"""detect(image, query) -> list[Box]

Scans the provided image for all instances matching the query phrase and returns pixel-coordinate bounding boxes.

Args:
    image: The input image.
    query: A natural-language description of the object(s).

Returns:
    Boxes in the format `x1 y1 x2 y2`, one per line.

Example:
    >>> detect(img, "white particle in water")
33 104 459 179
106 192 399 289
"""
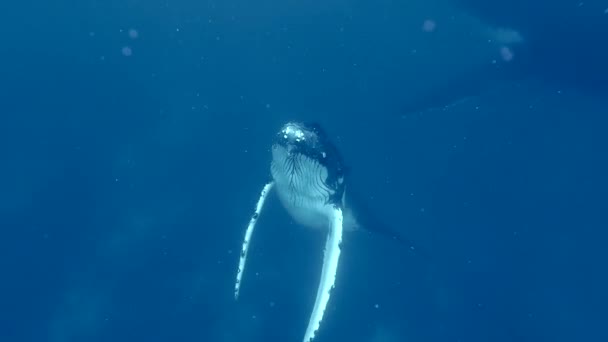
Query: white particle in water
422 19 436 32
499 46 514 61
121 46 132 56
128 29 139 39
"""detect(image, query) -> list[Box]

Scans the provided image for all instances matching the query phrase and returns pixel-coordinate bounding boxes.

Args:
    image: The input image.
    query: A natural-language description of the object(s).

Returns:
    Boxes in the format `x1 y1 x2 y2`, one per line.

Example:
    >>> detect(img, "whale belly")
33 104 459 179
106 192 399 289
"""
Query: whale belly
275 187 334 229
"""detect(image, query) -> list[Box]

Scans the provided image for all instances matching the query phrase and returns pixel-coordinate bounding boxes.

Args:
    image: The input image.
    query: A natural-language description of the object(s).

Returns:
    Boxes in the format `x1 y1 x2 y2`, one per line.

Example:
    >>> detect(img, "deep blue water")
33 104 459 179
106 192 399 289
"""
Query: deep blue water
1 1 607 341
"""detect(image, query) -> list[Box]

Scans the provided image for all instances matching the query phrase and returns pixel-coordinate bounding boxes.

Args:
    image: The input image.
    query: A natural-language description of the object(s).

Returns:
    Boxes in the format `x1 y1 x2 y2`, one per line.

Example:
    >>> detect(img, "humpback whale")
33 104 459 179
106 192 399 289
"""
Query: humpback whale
233 121 424 341
234 122 348 342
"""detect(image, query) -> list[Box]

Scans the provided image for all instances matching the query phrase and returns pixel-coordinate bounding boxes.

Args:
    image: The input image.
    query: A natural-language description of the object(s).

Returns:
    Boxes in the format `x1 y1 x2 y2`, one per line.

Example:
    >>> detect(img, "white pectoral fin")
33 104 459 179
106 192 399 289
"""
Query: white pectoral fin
303 206 344 342
234 181 274 300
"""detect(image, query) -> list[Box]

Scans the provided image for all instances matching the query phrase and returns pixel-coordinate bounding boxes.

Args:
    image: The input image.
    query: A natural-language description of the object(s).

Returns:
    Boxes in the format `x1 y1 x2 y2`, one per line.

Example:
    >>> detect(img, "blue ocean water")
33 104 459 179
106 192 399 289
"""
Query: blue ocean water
1 1 607 341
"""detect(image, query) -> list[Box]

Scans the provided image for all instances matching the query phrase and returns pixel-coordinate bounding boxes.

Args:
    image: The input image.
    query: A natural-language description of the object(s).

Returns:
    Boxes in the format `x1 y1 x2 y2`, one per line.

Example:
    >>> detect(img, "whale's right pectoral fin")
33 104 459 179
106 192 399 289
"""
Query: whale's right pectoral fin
303 206 344 342
234 181 274 300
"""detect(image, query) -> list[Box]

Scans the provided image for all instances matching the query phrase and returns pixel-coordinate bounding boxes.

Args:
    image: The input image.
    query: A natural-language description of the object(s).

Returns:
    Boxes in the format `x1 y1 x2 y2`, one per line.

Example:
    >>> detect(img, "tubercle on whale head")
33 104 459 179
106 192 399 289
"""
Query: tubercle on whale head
275 122 324 152
274 121 343 157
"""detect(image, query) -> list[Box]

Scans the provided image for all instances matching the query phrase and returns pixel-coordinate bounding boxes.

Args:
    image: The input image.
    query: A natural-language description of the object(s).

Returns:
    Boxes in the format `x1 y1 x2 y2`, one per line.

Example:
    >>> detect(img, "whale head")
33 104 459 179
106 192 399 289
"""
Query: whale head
270 122 348 229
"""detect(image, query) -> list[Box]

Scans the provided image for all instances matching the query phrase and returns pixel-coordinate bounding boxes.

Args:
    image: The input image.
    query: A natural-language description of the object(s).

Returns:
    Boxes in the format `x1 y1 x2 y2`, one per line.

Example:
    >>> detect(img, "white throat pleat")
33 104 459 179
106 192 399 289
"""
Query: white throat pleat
272 146 332 208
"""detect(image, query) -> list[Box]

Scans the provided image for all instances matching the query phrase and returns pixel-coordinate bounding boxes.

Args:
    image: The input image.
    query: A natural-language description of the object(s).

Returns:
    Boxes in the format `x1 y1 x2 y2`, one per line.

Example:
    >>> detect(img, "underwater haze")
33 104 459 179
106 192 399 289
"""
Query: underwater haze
1 0 607 341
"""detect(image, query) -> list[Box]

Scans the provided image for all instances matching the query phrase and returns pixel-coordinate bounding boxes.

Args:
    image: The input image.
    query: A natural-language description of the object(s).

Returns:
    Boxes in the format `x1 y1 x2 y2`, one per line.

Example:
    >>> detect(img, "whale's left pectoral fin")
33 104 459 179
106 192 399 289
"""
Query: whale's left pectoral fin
303 206 344 342
234 182 275 300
